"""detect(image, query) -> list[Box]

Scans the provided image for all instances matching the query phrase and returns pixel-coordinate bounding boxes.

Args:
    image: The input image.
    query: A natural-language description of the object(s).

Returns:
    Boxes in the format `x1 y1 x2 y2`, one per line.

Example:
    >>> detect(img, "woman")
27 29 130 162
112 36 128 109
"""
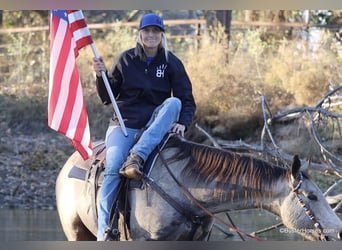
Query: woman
93 13 196 240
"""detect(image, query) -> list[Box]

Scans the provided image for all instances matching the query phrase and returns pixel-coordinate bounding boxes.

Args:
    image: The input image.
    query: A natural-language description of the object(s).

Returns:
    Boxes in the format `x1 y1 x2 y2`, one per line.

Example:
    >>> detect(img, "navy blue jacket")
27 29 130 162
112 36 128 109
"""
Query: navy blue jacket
96 44 196 129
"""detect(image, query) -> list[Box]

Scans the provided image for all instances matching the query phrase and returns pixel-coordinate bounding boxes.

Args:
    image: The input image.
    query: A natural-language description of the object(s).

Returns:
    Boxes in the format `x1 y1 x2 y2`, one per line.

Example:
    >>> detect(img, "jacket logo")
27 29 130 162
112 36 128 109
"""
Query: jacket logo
156 64 167 78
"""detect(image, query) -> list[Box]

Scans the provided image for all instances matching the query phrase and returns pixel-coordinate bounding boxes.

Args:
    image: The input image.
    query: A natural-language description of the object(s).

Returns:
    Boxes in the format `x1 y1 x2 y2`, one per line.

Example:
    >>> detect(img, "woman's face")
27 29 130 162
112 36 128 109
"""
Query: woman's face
140 26 163 49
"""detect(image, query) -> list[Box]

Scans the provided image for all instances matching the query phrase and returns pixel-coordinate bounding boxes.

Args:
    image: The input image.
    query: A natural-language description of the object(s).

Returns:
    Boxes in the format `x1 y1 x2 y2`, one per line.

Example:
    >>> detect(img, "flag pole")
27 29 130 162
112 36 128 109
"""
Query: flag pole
90 43 128 137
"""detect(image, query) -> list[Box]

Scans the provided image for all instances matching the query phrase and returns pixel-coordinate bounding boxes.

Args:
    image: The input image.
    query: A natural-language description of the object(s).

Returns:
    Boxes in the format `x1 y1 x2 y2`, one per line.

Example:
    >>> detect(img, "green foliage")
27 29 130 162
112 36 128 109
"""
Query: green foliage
2 10 48 28
310 170 340 191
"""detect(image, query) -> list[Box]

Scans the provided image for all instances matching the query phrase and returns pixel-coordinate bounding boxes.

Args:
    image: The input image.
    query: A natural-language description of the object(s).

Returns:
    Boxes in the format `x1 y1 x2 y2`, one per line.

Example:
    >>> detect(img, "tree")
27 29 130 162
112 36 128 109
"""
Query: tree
204 10 232 43
0 10 3 28
216 10 232 40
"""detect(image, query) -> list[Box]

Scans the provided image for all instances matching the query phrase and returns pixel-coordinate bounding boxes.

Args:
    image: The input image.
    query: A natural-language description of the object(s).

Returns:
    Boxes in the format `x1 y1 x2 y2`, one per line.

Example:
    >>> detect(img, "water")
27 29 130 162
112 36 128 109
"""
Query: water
0 208 306 241
209 209 303 241
0 209 66 241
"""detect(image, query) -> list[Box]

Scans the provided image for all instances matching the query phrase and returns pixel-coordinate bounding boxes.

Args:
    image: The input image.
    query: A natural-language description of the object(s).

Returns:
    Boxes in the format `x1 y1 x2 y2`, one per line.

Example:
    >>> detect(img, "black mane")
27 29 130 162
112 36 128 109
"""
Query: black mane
166 135 289 194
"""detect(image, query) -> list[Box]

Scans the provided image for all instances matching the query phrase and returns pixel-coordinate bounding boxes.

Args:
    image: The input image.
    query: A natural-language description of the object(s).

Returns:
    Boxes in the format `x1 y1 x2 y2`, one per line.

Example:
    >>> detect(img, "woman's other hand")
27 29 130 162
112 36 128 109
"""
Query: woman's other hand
171 123 185 137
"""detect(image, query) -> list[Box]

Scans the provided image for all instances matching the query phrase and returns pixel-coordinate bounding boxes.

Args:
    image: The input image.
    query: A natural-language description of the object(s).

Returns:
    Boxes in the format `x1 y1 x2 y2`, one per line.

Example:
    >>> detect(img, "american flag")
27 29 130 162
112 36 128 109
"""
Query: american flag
48 10 93 160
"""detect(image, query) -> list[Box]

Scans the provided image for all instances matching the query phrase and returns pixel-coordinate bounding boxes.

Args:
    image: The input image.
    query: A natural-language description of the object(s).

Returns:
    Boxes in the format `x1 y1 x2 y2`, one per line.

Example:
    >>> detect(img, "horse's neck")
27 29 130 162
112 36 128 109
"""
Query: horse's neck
248 180 290 216
192 176 290 216
157 145 291 217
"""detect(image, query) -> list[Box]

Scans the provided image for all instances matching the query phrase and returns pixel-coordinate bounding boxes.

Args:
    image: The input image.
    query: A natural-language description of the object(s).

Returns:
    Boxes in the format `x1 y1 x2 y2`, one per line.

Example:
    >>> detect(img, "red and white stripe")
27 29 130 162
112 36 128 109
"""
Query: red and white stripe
67 10 93 56
48 10 93 160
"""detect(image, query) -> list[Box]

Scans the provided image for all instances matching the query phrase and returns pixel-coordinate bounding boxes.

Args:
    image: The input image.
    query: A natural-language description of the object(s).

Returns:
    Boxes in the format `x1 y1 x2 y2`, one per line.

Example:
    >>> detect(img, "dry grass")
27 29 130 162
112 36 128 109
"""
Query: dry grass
1 26 342 142
187 28 342 140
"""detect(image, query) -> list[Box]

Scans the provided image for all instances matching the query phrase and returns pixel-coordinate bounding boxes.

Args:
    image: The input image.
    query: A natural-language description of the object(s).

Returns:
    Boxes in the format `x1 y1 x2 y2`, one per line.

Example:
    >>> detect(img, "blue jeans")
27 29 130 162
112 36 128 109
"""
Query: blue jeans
97 97 181 240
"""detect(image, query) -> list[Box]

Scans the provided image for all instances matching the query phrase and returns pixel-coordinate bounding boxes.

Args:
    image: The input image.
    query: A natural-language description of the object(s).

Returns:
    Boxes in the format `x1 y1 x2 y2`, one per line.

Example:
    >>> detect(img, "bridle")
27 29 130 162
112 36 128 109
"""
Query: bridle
292 172 328 241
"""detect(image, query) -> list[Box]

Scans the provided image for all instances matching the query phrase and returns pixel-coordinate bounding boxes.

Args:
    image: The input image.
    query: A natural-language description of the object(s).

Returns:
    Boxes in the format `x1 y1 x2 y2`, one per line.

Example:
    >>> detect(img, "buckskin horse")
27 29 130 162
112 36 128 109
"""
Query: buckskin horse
56 134 342 241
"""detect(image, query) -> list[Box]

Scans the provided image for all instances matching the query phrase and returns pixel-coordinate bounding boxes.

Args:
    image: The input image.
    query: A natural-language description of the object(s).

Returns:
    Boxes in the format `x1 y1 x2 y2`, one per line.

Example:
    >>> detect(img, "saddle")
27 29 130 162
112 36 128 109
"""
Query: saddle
67 133 173 240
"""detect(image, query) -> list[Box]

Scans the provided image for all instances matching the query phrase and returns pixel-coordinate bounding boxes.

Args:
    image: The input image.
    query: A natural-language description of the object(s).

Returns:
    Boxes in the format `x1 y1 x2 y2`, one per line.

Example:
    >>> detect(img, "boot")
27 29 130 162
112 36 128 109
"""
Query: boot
119 153 144 179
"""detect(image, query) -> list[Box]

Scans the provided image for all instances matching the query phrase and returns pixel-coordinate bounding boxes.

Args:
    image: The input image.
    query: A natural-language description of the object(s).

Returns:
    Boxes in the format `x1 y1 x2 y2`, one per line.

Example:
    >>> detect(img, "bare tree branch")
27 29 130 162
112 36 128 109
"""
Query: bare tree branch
259 86 342 177
251 222 284 236
195 123 222 149
324 179 342 196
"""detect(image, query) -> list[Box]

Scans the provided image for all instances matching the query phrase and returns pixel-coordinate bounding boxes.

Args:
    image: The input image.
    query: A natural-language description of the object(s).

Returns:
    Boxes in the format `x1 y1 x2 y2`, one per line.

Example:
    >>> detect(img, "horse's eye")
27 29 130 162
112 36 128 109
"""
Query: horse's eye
307 192 318 201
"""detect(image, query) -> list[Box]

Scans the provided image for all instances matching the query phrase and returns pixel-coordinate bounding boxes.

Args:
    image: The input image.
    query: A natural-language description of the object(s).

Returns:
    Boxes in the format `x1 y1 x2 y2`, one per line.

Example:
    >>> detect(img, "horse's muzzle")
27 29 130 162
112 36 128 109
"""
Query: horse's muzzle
325 230 342 241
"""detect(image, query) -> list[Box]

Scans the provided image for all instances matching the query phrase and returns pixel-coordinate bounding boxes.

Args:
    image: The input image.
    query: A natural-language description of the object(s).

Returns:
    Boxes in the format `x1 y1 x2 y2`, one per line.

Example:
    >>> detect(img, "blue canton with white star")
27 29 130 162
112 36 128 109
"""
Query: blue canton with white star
52 10 68 22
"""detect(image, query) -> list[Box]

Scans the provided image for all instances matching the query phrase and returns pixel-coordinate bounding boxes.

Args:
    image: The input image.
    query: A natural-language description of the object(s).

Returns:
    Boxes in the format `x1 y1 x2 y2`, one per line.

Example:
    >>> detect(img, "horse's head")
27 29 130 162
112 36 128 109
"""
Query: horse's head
280 155 342 241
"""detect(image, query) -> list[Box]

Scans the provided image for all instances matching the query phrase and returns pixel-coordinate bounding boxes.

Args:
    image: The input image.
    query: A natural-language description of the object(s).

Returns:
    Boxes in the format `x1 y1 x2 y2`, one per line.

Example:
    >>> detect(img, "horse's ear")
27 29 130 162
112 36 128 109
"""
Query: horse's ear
300 158 310 175
291 155 301 178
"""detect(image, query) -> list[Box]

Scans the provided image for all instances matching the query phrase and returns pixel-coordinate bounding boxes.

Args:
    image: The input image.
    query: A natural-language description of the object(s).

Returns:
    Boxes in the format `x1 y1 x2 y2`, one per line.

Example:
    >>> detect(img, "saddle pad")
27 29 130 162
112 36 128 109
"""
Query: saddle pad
68 165 87 180
67 142 106 181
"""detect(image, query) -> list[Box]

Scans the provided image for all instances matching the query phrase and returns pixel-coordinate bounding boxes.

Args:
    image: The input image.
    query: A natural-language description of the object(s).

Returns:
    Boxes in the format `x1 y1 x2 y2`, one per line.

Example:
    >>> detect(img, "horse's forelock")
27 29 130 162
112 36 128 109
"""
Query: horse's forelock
167 136 288 195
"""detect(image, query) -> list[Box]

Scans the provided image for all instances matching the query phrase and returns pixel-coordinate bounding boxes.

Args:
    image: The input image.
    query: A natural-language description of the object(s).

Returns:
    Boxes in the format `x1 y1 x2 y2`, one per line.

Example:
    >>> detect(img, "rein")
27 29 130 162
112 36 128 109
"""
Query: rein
155 145 262 241
292 172 328 241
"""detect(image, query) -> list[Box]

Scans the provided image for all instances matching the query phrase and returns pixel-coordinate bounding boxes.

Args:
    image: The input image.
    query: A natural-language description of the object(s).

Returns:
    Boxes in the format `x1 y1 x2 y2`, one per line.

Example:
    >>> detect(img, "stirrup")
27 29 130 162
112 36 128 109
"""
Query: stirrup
119 165 143 179
104 227 120 241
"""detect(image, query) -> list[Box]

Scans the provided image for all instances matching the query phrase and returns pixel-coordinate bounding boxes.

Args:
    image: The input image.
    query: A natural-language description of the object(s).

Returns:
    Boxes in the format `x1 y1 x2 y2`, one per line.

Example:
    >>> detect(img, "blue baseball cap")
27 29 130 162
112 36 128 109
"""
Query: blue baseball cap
139 13 165 31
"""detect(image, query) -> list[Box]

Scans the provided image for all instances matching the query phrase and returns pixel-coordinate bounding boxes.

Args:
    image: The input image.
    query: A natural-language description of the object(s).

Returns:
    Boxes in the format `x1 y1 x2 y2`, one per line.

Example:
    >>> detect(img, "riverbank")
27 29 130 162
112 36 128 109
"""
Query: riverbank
0 133 72 210
0 130 340 211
